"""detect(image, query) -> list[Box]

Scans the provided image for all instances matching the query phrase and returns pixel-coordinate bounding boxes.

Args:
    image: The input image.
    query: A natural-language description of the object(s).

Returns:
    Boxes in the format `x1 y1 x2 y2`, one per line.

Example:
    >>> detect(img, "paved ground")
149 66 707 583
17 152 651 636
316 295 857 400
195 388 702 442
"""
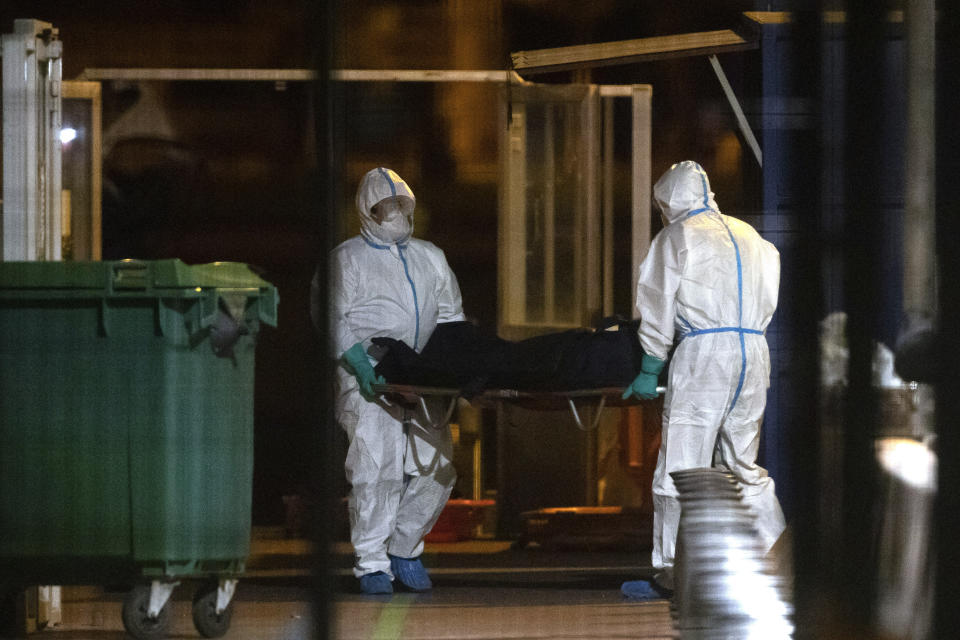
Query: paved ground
17 528 675 640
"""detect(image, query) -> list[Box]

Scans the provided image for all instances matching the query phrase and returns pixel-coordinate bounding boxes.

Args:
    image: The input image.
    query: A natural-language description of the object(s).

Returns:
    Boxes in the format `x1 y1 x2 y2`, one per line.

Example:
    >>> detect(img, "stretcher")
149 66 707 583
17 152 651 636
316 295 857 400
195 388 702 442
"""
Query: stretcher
373 383 666 431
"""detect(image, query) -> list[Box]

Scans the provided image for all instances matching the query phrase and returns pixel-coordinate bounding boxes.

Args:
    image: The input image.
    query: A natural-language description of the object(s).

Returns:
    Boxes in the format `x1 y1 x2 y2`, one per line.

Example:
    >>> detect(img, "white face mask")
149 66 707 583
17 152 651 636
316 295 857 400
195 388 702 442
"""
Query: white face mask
369 198 412 243
372 215 412 243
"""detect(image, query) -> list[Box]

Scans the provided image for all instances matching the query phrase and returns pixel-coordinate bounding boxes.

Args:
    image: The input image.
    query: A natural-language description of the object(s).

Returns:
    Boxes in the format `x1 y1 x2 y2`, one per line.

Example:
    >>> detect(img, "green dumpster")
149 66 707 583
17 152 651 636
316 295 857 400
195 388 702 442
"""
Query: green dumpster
0 259 278 639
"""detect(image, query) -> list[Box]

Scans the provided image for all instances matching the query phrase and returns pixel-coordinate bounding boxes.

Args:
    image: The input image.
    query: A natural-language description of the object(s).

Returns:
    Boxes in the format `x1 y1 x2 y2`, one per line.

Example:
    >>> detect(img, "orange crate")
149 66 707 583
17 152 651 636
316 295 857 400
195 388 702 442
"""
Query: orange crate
424 499 495 542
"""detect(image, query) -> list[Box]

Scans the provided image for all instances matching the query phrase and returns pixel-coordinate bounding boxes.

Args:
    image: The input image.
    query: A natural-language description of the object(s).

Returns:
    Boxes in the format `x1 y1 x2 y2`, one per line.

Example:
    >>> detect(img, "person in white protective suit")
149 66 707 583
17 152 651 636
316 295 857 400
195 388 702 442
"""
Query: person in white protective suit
325 167 465 594
620 161 786 599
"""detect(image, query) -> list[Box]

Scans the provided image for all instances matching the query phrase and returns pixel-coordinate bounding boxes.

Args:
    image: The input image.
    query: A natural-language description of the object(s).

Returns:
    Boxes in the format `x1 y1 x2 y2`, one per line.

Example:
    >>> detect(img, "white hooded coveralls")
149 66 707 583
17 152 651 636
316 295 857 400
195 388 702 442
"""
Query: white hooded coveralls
636 161 786 581
328 168 465 578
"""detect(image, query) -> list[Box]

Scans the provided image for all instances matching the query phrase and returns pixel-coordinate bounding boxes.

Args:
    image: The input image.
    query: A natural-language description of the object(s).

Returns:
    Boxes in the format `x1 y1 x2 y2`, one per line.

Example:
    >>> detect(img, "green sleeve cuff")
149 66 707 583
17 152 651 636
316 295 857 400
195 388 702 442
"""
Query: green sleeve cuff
641 353 666 375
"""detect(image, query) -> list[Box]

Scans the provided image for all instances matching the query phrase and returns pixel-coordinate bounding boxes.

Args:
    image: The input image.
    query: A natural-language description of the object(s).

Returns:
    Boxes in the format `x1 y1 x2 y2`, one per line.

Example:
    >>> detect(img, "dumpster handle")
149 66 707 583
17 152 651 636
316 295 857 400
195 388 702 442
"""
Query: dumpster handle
199 291 220 328
108 259 151 295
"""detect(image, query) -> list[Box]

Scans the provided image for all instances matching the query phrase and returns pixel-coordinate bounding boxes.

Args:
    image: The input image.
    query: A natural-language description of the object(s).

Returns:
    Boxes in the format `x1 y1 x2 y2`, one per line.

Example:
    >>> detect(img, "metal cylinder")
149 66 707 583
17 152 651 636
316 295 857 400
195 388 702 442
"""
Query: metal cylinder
671 468 793 638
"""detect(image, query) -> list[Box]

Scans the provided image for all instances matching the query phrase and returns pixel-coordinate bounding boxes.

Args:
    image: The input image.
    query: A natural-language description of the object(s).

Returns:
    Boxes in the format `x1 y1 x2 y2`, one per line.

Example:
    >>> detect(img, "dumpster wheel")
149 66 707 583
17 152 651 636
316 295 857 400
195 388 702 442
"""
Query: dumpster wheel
122 584 172 640
192 580 234 638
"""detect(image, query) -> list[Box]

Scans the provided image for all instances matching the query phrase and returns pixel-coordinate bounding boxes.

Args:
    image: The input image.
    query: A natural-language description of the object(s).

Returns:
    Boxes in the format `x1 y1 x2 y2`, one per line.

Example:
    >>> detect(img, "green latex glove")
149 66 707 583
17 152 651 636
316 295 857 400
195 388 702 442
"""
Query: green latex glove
342 342 386 401
622 354 665 400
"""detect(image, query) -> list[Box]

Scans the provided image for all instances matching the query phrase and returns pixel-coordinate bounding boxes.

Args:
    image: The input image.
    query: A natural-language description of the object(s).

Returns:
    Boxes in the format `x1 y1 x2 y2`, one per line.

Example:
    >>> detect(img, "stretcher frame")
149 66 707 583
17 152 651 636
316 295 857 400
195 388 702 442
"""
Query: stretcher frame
373 383 666 431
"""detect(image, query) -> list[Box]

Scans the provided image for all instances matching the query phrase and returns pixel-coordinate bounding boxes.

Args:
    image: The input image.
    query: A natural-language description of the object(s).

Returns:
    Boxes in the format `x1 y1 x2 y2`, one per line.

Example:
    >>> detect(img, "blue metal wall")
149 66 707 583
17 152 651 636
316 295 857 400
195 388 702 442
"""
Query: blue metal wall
754 16 906 517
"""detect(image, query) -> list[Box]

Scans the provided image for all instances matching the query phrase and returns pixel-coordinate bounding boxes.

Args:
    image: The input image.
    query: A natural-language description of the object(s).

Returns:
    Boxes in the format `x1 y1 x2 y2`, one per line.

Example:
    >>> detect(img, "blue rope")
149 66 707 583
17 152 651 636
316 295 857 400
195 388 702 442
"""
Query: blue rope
680 198 752 415
361 236 407 251
695 163 711 209
377 167 397 197
717 214 748 415
686 327 762 337
397 244 420 350
685 206 714 218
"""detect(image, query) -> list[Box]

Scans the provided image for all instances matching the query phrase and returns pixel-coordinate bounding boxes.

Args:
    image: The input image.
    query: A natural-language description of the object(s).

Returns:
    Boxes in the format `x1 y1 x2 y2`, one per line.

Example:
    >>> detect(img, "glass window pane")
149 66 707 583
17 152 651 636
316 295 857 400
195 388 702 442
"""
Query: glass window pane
552 102 579 323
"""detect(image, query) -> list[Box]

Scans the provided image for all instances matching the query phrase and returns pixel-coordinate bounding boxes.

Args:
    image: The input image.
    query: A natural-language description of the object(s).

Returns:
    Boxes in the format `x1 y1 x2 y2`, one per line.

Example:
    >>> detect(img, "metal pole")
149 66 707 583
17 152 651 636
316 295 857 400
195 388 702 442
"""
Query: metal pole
708 54 762 168
630 85 652 318
842 3 884 633
903 0 937 314
933 4 960 639
1 19 63 261
310 1 338 637
602 96 614 316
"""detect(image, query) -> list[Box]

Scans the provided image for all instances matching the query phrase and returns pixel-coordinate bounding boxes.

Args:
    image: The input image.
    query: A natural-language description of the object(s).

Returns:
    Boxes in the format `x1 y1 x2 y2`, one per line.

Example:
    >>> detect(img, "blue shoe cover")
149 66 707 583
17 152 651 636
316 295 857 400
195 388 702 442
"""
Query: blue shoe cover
360 571 393 595
621 579 673 600
389 554 432 592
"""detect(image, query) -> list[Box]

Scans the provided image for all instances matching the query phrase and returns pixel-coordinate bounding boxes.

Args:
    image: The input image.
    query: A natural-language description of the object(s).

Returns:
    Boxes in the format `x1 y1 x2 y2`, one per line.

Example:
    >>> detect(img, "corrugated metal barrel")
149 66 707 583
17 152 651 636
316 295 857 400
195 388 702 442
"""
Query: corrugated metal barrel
671 468 793 639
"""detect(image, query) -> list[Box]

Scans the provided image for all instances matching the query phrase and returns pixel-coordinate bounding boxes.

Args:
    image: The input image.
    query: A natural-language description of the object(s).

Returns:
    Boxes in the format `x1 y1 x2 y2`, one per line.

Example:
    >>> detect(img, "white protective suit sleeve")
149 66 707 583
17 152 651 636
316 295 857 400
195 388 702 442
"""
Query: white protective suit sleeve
431 249 465 325
636 228 685 361
329 250 363 360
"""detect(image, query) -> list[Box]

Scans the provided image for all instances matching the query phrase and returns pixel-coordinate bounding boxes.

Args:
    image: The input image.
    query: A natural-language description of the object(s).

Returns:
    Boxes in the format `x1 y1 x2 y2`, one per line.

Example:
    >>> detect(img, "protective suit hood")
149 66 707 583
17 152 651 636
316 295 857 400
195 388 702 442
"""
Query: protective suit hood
356 167 416 244
653 161 719 225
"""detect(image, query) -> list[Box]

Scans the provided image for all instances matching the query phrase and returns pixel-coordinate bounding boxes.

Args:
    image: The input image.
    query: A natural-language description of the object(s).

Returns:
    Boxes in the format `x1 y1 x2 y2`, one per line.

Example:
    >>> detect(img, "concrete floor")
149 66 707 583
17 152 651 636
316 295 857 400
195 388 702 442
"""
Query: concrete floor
22 529 676 640
330 540 675 640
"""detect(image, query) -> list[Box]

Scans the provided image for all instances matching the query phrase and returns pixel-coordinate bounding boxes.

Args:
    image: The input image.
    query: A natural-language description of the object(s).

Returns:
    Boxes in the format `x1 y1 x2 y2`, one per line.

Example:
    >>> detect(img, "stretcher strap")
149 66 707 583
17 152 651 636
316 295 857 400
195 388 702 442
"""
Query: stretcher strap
416 393 459 430
567 394 607 431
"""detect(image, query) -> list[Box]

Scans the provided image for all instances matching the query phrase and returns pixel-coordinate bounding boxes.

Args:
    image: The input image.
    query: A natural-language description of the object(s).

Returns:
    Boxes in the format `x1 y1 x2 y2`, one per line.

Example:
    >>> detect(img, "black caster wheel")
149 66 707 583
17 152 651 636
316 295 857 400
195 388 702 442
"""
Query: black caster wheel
121 584 171 640
191 581 234 638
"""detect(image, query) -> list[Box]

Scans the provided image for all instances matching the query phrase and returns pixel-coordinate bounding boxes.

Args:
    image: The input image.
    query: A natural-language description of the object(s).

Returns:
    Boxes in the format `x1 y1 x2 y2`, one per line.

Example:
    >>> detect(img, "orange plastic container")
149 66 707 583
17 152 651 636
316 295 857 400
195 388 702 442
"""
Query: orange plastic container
424 499 495 542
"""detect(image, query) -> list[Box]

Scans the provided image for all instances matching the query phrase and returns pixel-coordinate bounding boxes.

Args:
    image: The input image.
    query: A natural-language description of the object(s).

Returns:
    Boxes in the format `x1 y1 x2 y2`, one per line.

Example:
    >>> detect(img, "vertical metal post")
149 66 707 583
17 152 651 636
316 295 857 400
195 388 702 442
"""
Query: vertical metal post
494 402 508 538
2 20 64 632
585 419 597 507
602 96 614 317
630 85 652 317
62 80 103 261
842 3 884 633
2 19 63 261
309 1 338 637
581 85 600 327
500 94 527 333
903 0 936 314
544 104 556 322
934 4 960 639
785 11 825 638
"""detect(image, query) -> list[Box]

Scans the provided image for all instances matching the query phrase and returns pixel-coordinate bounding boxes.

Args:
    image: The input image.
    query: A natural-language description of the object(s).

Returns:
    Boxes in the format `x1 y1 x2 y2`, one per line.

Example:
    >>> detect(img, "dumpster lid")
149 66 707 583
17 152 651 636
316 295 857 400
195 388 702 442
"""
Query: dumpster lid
0 259 273 290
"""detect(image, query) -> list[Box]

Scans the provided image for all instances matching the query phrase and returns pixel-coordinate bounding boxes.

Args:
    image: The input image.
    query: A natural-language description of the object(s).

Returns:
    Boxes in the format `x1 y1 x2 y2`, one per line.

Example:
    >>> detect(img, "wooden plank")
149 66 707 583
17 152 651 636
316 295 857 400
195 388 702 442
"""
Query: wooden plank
742 10 904 25
333 69 516 83
742 11 793 24
512 29 757 75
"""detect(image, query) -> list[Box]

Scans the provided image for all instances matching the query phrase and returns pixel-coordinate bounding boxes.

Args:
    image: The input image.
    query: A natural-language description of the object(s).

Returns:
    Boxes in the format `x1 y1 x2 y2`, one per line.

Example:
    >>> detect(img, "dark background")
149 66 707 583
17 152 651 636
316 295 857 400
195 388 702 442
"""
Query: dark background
2 0 768 524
